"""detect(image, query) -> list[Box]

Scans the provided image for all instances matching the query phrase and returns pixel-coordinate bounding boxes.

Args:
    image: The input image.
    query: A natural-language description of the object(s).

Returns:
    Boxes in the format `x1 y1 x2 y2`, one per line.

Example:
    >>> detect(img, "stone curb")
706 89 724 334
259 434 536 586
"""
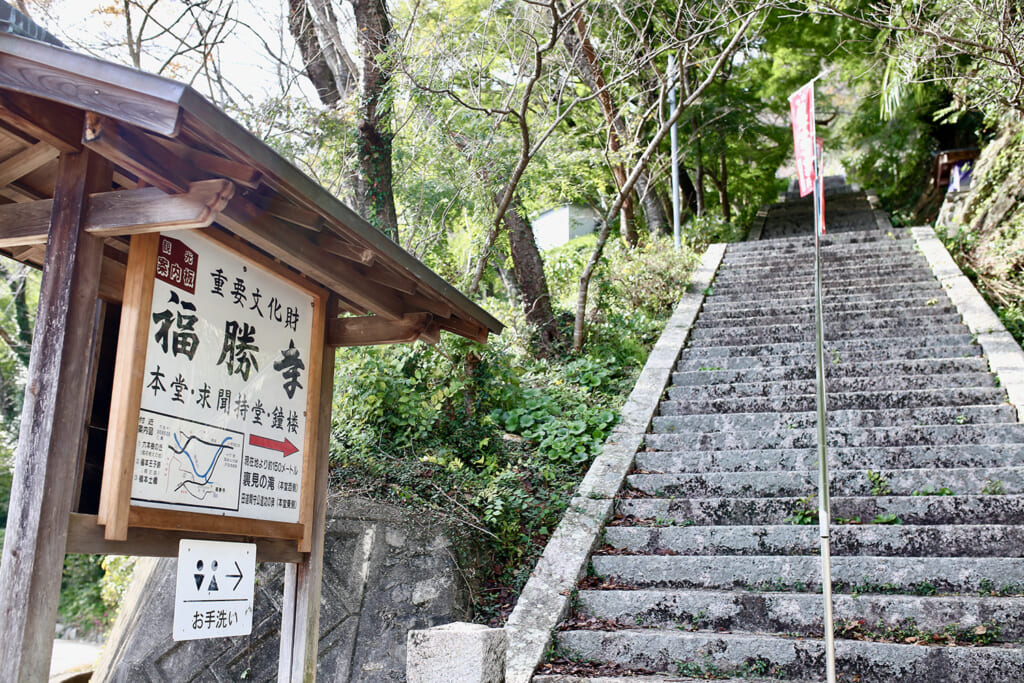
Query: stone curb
501 243 727 683
745 204 768 241
911 226 1024 421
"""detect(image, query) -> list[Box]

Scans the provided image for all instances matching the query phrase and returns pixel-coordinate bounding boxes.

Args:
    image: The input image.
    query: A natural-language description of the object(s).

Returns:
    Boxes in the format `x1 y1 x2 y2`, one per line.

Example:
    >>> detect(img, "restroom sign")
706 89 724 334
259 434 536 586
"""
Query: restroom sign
173 539 256 640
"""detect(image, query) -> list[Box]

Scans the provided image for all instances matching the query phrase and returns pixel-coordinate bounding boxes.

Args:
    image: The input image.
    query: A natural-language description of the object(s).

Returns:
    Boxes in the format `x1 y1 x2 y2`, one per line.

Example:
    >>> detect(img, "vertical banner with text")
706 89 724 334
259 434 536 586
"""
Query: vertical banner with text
789 81 817 198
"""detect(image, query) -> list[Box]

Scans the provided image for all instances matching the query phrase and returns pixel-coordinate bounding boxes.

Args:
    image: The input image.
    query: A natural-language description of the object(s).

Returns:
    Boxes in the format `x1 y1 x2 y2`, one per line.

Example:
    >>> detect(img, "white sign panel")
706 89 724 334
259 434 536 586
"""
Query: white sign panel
130 232 315 524
174 539 256 640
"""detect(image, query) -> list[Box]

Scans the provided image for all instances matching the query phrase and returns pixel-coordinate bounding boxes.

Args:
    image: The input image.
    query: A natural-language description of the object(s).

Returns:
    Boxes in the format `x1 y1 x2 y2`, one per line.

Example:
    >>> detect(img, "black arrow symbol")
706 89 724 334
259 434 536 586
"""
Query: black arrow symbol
226 561 244 591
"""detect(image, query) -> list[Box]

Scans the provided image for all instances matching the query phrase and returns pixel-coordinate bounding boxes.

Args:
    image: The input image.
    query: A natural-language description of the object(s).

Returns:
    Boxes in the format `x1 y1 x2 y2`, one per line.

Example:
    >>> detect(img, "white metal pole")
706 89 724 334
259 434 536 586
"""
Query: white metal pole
813 141 837 683
669 53 681 251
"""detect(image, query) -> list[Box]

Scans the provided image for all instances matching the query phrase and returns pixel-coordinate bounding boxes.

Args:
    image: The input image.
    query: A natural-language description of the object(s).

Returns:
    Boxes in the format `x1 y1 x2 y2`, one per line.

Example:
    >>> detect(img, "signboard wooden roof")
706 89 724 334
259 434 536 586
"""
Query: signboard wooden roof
0 31 503 344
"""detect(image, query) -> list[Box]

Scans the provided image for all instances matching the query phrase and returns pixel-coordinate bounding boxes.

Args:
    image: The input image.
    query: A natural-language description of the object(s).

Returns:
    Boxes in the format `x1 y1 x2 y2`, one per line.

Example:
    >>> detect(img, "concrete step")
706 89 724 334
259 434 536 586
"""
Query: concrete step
663 372 993 399
589 553 1024 593
675 345 983 370
553 629 1024 682
625 466 1024 498
655 405 1016 429
577 589 1024 641
635 444 1024 474
601 524 1024 558
670 358 993 385
654 386 1006 415
616 495 1024 527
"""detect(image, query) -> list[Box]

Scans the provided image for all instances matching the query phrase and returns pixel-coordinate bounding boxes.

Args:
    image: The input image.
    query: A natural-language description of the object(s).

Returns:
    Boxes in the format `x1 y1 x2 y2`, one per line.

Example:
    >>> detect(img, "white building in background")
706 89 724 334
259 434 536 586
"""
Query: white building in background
532 204 602 250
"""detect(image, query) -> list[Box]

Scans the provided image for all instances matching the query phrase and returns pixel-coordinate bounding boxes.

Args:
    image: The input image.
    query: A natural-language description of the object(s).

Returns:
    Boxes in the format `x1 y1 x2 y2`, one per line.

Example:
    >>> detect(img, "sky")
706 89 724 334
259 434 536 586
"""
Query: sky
23 0 326 105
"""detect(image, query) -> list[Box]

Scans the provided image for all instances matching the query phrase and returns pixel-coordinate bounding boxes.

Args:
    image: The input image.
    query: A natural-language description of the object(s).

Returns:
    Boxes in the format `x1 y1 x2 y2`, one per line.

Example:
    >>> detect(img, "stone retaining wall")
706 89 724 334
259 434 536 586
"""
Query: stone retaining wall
93 497 469 682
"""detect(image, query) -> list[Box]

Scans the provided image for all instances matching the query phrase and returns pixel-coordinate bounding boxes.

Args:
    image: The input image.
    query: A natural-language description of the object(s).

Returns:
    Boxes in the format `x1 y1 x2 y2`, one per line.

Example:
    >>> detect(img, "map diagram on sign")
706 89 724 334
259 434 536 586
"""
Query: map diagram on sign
133 410 244 513
170 432 236 501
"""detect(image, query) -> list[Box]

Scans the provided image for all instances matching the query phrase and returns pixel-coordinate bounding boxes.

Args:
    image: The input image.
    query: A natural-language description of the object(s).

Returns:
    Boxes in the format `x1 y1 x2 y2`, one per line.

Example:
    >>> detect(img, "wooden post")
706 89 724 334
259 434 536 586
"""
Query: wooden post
0 149 110 682
279 329 336 680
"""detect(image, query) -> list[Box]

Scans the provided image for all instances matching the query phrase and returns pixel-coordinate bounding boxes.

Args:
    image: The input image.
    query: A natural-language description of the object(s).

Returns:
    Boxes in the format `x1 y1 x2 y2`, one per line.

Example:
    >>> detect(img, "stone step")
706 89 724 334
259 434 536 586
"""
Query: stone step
589 553 1024 593
663 372 993 399
654 387 1006 415
712 265 936 287
616 495 1024 527
716 254 927 274
625 466 1024 498
692 307 960 330
535 676 794 683
704 281 944 305
635 444 1024 474
669 358 992 385
675 346 982 370
687 320 967 345
725 239 920 256
576 589 1024 641
696 297 954 320
682 335 975 358
700 288 946 313
709 273 941 297
654 405 1016 429
645 424 1024 452
553 629 1024 682
711 263 936 282
601 524 1024 558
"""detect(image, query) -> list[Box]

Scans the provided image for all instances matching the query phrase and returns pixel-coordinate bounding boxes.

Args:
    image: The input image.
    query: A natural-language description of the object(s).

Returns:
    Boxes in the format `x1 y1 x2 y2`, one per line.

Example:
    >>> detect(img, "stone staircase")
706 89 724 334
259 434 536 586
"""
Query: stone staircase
535 190 1024 681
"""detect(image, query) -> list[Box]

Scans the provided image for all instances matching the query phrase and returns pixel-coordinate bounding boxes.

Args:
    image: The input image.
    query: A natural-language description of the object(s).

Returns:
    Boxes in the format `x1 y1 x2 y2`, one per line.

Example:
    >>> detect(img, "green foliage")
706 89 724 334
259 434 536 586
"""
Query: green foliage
100 556 137 614
787 496 818 525
58 555 106 635
912 486 954 496
871 513 903 525
982 479 1006 495
938 128 1024 350
836 617 1001 646
865 470 892 496
56 554 137 638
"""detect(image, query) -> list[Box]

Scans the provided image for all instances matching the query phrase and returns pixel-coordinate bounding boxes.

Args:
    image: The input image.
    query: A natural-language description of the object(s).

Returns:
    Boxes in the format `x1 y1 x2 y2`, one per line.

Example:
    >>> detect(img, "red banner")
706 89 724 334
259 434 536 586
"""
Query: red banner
789 82 816 198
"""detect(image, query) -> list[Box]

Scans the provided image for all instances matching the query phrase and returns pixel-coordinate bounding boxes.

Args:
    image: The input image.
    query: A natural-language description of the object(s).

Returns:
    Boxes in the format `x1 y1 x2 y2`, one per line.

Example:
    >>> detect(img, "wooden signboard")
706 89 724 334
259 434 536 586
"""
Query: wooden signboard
99 230 327 550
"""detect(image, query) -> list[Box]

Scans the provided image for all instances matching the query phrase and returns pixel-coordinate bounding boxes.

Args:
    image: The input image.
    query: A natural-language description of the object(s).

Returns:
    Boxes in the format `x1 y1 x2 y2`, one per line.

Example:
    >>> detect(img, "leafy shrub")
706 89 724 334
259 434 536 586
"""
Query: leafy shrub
58 555 106 636
328 234 701 623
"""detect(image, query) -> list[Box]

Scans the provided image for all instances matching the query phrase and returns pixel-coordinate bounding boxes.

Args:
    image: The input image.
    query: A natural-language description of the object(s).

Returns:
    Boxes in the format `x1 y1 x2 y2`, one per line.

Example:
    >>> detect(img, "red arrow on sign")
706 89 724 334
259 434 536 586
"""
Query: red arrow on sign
248 434 299 457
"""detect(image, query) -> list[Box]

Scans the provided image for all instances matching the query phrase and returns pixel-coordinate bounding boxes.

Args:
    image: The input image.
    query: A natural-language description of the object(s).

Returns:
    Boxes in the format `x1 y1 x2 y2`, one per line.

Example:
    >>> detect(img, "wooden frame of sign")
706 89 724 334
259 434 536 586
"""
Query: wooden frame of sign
98 228 328 552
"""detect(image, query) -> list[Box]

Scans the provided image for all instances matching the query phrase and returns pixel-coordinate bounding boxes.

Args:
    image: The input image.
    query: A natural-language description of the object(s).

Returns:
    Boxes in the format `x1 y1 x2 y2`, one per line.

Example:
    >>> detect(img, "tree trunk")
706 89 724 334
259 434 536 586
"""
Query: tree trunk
694 131 706 217
504 197 560 353
351 0 400 241
561 5 639 245
679 165 699 217
287 0 346 106
636 173 669 237
718 153 730 223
